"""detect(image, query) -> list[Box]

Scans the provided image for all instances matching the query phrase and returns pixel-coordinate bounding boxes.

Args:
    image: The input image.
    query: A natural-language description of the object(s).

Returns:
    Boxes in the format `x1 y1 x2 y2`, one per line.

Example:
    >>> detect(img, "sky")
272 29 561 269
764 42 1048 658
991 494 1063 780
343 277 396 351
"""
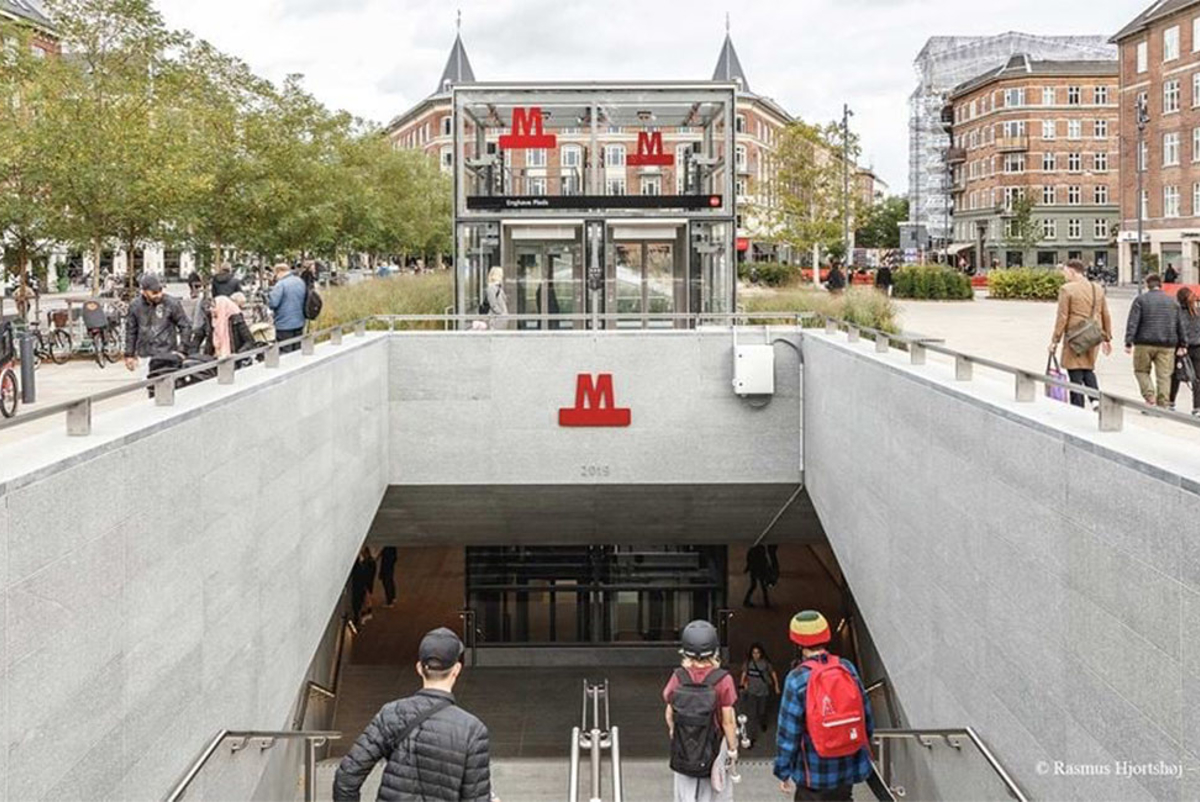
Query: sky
153 0 1144 193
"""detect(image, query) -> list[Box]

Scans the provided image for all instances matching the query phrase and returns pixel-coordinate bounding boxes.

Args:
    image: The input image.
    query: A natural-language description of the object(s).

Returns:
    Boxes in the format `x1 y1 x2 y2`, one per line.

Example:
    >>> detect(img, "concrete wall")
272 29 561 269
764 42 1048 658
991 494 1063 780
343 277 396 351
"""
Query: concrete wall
0 335 389 802
803 332 1200 802
387 329 803 486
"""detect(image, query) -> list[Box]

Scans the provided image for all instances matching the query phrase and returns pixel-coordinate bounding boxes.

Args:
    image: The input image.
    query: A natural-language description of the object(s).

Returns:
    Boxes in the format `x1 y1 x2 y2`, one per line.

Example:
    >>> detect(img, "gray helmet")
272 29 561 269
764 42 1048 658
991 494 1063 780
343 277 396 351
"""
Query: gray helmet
679 620 720 659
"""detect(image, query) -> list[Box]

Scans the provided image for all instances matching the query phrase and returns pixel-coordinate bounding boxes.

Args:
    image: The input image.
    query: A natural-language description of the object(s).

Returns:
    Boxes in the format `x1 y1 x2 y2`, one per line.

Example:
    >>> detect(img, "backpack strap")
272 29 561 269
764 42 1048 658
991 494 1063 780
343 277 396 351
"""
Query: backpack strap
394 697 454 746
701 668 729 688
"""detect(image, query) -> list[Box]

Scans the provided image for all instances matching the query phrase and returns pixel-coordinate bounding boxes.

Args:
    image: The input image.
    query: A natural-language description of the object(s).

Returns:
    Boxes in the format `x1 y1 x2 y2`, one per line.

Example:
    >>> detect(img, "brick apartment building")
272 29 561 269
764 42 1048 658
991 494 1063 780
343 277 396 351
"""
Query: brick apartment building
386 26 828 264
0 0 58 55
1113 0 1200 284
946 54 1119 270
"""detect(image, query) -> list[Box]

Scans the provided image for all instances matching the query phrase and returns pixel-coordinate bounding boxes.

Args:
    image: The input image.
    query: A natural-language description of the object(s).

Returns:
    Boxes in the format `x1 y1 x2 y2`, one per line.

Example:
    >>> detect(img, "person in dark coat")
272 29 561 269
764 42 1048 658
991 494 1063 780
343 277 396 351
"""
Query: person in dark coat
743 544 772 608
211 264 242 298
826 264 846 293
1126 274 1188 407
874 265 893 295
189 292 256 358
379 546 398 608
333 628 493 802
1164 264 1180 285
350 547 377 627
124 274 191 376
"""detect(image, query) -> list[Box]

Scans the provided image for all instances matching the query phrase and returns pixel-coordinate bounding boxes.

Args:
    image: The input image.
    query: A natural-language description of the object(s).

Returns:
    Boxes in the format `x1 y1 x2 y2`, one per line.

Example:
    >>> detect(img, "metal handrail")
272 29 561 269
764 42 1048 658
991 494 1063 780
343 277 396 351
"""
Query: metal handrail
872 727 1028 802
569 680 621 802
165 729 341 802
292 615 353 730
821 316 1200 435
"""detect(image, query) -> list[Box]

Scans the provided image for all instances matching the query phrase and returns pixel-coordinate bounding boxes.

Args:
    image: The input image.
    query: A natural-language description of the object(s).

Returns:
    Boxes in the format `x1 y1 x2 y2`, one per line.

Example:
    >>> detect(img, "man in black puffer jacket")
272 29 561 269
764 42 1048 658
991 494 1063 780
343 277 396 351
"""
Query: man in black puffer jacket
333 628 494 802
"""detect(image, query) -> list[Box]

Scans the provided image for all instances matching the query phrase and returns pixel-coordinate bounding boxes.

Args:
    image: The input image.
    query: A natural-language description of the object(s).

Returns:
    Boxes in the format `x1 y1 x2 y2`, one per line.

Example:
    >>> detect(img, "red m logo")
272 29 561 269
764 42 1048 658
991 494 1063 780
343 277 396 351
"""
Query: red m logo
559 374 631 427
627 131 673 166
498 106 557 149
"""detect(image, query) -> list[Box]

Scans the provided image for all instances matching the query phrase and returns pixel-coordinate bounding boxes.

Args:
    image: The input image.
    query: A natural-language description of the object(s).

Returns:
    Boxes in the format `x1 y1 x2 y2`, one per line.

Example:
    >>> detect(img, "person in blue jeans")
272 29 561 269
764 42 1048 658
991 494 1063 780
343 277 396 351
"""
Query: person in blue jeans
268 263 307 353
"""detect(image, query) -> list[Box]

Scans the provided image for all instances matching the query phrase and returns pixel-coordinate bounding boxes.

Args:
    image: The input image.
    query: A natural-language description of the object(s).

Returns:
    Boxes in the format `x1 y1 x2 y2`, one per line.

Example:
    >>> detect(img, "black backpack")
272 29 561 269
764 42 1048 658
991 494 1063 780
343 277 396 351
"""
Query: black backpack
478 296 491 315
668 667 728 778
304 286 323 321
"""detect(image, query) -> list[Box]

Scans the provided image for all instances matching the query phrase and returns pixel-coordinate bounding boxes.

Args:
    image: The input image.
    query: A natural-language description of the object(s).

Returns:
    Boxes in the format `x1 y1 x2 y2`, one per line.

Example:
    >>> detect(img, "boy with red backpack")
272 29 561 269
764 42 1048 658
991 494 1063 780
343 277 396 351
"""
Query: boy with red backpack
773 611 874 801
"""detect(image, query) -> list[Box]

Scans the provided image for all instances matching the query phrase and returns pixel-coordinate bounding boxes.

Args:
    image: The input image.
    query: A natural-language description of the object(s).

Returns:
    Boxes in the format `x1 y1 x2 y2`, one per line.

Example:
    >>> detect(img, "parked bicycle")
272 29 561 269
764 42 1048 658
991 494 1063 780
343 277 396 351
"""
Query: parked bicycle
8 316 72 369
80 299 123 368
1 319 18 418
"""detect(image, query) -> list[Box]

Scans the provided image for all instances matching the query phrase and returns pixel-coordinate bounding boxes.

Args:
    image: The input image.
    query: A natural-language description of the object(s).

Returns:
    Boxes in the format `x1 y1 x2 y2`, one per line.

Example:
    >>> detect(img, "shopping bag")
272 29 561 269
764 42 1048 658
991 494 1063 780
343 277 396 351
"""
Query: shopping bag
1176 353 1197 386
1045 355 1069 403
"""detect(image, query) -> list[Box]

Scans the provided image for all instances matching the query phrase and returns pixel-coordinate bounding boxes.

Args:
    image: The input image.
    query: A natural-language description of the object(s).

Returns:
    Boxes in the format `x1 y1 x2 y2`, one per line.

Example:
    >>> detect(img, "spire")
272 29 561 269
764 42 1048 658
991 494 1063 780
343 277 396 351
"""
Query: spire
712 19 750 94
435 14 475 95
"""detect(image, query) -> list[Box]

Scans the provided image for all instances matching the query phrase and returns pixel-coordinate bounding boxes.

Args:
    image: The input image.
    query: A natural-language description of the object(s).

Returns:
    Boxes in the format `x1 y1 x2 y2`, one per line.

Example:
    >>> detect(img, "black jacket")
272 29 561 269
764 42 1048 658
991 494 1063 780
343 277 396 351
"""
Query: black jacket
333 689 491 802
211 269 242 298
1181 306 1200 347
189 301 256 357
124 295 191 358
1126 289 1187 347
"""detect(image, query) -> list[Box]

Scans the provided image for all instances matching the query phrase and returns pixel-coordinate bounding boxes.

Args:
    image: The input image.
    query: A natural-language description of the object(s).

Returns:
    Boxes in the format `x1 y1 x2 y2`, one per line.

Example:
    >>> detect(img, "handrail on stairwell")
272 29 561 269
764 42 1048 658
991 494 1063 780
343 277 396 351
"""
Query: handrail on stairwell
164 730 341 802
871 727 1028 802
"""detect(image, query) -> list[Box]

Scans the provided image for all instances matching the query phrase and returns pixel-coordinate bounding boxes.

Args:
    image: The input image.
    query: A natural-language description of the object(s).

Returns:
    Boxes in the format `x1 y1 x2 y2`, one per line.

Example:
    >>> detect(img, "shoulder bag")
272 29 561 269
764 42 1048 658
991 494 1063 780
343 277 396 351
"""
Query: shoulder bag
1065 282 1106 356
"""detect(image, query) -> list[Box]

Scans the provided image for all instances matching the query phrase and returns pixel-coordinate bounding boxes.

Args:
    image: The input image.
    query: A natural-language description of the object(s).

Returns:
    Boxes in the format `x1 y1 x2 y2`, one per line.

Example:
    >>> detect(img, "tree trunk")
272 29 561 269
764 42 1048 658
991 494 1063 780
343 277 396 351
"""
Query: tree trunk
213 238 222 274
91 238 102 297
16 243 29 320
127 233 138 292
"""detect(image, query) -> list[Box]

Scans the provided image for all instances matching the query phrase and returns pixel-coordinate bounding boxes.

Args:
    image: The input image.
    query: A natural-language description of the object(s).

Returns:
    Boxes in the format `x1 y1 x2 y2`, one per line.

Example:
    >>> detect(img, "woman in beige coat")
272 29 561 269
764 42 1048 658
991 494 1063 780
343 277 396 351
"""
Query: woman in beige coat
1049 259 1113 409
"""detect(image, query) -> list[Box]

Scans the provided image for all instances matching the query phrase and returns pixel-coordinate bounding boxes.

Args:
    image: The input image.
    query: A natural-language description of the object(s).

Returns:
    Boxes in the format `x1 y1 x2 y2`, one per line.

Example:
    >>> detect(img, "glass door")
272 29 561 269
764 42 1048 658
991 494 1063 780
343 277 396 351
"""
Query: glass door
645 243 675 328
611 242 676 327
614 243 643 328
546 245 581 329
515 247 543 330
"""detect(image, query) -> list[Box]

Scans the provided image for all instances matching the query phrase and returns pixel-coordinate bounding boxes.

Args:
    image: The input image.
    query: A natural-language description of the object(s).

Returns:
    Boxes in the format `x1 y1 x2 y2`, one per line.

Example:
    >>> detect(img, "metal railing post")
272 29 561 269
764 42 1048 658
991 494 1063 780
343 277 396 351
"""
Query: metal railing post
218 359 236 385
847 326 860 343
910 343 927 365
610 725 623 802
590 721 602 802
568 726 581 802
955 355 973 381
878 736 891 792
265 344 280 368
331 328 343 346
875 335 890 353
154 378 175 407
304 737 318 802
355 320 366 337
66 398 91 436
825 318 837 335
1014 372 1036 402
1098 394 1124 432
301 335 315 355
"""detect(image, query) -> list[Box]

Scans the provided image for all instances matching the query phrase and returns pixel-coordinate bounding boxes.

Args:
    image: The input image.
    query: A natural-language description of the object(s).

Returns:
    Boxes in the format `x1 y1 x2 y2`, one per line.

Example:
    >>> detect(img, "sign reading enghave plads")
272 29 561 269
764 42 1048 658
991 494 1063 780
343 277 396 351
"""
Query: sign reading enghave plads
559 374 631 427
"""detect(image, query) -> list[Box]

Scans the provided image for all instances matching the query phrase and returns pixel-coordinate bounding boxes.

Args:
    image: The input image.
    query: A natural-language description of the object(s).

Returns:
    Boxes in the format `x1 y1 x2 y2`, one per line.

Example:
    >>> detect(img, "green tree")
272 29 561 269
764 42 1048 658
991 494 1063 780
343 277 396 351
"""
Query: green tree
1003 195 1040 268
855 195 909 249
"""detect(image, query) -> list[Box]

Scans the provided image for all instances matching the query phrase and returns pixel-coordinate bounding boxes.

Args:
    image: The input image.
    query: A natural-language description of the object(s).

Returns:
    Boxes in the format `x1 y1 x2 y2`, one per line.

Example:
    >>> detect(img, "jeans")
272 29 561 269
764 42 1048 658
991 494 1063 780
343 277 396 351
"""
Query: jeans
1066 368 1098 408
794 784 853 801
1170 345 1200 410
275 326 304 354
1133 344 1175 406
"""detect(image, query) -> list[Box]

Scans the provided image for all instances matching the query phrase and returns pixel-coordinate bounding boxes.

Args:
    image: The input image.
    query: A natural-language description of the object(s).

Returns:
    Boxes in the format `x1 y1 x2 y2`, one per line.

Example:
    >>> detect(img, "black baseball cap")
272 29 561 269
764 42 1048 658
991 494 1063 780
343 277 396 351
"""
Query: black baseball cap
139 274 162 292
418 627 464 670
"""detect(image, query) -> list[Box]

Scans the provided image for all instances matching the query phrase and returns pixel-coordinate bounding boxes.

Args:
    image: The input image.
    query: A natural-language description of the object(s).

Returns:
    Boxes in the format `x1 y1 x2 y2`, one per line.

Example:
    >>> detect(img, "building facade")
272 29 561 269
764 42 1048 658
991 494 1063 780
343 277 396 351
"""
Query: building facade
947 55 1119 270
1113 0 1200 284
386 26 805 266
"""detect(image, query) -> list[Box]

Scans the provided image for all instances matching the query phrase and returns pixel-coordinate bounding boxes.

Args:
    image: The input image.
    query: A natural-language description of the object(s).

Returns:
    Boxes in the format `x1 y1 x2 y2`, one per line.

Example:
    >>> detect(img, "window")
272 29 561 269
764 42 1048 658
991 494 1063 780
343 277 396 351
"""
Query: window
1165 185 1182 218
1165 131 1182 166
1068 219 1083 240
526 149 547 168
1165 25 1181 61
561 145 582 169
1095 186 1109 205
1139 140 1149 172
735 178 746 197
1042 119 1056 139
1003 186 1025 209
527 176 547 195
1068 86 1081 105
1068 186 1082 205
1094 120 1109 139
1042 219 1057 240
1095 219 1110 239
1137 41 1149 73
1043 152 1057 171
1094 152 1109 172
735 114 746 133
1003 120 1026 138
1165 79 1182 114
605 177 626 195
1005 88 1025 107
441 116 452 137
1195 182 1200 215
1195 73 1200 107
1095 86 1110 105
1004 153 1026 173
604 145 625 167
1195 128 1200 162
1142 190 1149 220
440 147 452 171
1043 186 1056 205
1043 87 1056 105
1068 119 1082 139
641 176 661 196
1195 18 1200 52
1068 153 1082 172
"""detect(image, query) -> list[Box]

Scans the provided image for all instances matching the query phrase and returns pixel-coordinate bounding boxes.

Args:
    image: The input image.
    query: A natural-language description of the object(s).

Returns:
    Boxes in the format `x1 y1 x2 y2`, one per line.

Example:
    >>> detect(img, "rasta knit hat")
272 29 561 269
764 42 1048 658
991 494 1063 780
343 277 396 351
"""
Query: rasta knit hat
789 610 831 647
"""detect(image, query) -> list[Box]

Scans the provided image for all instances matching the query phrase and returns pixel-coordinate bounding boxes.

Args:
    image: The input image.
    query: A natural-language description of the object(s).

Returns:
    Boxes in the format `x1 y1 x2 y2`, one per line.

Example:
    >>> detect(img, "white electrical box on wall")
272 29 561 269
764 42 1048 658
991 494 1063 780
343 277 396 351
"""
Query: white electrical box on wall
733 345 775 396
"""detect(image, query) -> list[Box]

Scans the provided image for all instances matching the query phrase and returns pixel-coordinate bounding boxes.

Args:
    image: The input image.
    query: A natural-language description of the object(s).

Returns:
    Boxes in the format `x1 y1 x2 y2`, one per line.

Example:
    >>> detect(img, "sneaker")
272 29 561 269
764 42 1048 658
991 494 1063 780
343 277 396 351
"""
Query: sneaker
1193 409 1200 417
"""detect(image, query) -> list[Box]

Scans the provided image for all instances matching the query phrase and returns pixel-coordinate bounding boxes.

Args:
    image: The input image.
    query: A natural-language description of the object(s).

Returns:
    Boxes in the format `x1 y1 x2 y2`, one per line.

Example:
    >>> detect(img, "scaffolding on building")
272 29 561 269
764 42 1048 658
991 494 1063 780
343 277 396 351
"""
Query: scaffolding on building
908 33 1117 251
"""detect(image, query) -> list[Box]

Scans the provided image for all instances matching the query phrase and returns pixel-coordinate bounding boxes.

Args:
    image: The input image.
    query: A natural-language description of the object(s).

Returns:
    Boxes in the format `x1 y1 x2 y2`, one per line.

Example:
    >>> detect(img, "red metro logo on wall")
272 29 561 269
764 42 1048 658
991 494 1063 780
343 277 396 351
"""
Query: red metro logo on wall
498 106 557 149
559 374 631 427
627 132 673 166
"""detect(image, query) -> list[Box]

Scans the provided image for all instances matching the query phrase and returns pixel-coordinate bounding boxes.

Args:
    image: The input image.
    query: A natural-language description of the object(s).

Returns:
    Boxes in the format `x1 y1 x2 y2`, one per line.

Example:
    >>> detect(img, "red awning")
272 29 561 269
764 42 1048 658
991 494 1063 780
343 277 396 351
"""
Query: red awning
736 238 750 252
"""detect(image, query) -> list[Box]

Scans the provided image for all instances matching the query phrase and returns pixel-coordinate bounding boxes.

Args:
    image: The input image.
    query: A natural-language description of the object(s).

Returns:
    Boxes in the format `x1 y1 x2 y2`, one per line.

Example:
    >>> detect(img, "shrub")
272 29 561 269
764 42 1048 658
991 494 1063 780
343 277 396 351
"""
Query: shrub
987 267 1065 301
316 271 453 329
739 261 800 287
743 286 899 333
893 265 973 300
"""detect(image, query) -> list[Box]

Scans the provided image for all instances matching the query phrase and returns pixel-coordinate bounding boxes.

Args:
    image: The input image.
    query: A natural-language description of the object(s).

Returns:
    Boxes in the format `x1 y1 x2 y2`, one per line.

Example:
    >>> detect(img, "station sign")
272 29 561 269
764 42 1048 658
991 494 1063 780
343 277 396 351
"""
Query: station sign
498 107 557 150
559 374 631 427
467 195 723 211
627 132 674 167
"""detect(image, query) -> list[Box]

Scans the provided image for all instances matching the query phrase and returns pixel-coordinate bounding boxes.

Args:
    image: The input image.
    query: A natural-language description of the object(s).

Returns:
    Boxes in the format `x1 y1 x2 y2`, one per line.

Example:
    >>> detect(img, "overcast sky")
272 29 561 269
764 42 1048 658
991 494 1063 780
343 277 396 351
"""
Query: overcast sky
154 0 1142 193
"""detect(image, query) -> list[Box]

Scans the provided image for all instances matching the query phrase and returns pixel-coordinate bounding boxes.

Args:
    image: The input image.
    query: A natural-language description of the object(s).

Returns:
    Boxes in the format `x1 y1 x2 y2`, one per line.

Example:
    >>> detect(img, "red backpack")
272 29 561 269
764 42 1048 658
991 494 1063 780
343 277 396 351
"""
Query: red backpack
802 655 867 758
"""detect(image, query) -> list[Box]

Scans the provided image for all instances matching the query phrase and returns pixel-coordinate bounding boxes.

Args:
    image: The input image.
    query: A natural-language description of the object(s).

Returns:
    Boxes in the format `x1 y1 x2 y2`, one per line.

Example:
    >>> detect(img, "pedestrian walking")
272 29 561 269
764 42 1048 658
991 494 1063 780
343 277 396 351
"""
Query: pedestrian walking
874 265 893 296
774 611 874 802
333 627 495 802
664 620 739 802
1126 274 1187 408
1170 287 1200 416
1048 259 1112 409
1164 264 1180 285
738 643 780 750
268 263 307 353
350 546 377 628
379 546 398 608
124 274 191 378
825 264 845 294
211 264 242 298
486 267 508 329
743 544 772 608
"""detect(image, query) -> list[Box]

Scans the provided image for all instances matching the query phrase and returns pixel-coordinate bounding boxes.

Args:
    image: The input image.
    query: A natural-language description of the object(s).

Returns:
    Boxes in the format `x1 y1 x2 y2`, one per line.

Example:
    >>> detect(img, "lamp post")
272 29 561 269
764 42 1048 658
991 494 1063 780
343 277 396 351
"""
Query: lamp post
842 104 854 263
1135 93 1150 295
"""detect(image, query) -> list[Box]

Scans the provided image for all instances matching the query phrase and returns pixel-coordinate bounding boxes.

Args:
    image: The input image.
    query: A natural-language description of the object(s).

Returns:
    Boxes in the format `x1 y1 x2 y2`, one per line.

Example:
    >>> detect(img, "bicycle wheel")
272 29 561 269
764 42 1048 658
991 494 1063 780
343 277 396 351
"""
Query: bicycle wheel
103 330 121 363
93 333 106 368
49 329 72 365
0 368 17 418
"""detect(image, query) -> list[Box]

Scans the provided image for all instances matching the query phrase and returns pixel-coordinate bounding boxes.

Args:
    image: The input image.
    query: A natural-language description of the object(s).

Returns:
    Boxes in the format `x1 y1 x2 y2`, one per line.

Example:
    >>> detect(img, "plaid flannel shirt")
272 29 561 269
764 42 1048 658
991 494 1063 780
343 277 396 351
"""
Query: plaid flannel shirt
773 652 874 790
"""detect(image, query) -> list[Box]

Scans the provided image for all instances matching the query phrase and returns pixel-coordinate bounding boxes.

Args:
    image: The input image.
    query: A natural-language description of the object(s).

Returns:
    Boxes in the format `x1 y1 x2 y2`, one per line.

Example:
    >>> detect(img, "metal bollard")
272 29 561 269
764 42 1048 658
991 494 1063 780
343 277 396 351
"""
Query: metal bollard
955 354 973 381
19 333 35 404
217 359 235 385
301 335 315 355
154 378 175 407
265 344 280 368
66 398 91 436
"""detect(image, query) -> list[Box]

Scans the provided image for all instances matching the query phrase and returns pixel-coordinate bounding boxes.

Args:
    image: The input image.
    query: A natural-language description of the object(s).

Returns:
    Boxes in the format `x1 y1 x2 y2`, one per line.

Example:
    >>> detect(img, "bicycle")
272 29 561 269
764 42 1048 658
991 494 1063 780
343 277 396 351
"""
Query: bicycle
81 299 123 369
1 319 18 418
32 315 73 366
